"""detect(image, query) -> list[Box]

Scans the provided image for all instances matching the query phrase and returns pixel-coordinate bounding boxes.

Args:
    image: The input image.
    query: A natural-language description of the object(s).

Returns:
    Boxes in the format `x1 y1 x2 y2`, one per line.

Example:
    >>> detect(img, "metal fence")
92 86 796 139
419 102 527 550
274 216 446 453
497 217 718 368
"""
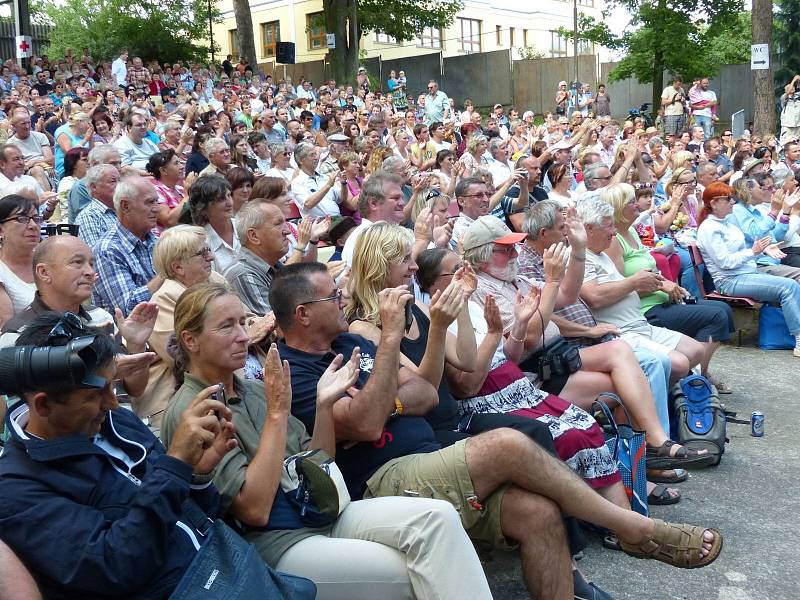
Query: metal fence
0 19 50 62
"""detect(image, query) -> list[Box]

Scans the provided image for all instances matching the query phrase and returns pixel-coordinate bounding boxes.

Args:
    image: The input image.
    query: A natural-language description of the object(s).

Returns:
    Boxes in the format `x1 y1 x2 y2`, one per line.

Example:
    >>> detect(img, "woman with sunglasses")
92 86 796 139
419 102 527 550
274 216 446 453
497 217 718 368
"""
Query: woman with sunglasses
698 182 800 357
0 195 39 326
162 282 493 599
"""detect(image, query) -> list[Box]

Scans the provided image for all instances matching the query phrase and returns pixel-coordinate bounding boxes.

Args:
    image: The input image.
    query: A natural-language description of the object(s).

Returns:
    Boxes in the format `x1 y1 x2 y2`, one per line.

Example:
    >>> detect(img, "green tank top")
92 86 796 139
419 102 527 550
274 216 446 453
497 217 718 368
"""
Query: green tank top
616 227 670 315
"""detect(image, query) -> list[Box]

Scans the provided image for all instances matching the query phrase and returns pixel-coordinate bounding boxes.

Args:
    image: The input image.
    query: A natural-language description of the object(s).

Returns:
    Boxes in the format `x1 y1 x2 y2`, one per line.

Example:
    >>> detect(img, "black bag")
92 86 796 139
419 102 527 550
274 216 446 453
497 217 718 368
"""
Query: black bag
169 503 317 599
520 335 582 382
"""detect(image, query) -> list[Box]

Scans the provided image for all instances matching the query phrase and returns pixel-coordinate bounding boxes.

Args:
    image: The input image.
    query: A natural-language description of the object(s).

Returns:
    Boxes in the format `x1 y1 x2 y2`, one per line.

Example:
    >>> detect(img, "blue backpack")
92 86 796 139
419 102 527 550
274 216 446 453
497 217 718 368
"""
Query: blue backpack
671 375 727 466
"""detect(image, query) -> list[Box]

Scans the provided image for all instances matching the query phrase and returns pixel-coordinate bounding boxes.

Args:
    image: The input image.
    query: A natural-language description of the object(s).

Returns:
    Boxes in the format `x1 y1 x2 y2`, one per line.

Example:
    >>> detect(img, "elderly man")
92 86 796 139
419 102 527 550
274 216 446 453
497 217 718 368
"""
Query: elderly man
0 234 155 398
578 144 648 204
319 133 350 175
341 170 407 266
450 176 492 249
0 315 238 599
423 80 449 125
272 262 722 600
93 177 163 315
74 164 120 248
261 109 286 144
485 138 513 187
68 145 123 222
224 203 290 316
125 56 151 91
198 137 231 177
7 106 53 191
291 142 349 218
0 144 44 198
594 127 617 169
113 111 160 175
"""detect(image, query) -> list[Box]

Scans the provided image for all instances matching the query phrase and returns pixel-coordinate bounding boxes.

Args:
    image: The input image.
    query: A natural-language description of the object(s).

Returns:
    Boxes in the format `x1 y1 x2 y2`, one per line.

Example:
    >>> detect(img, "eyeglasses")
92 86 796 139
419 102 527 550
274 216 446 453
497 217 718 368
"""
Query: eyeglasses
460 192 489 199
678 180 697 186
3 213 43 225
300 289 343 306
190 246 212 258
48 312 86 344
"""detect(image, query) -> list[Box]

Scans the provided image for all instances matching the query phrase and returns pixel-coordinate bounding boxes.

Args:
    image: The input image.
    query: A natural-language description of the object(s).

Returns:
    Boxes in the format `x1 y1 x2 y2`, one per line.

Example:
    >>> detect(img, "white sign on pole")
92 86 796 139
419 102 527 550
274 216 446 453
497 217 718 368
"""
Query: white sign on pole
326 34 336 49
751 44 769 70
15 36 32 59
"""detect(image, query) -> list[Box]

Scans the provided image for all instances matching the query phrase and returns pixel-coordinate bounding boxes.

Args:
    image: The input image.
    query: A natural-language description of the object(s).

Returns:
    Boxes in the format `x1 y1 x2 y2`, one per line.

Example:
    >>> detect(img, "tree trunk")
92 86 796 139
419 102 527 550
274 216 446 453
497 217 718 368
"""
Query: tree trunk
752 0 775 136
347 0 359 75
232 0 257 69
324 0 349 83
652 44 664 121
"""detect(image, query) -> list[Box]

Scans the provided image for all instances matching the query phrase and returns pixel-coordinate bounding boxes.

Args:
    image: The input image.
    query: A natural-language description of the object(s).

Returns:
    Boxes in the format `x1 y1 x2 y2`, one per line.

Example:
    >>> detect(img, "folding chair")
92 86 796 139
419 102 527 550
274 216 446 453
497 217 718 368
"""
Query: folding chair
687 243 758 346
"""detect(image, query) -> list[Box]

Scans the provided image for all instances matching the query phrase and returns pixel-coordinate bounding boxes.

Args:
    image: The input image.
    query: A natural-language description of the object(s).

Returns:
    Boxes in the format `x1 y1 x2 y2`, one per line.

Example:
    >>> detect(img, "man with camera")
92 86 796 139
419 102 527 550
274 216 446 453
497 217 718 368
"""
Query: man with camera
781 75 800 146
0 313 237 599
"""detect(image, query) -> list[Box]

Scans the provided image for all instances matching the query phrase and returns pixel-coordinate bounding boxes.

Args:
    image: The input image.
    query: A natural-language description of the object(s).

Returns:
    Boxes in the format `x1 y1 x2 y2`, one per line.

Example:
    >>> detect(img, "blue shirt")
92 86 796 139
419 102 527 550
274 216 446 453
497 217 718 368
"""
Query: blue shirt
75 198 118 248
93 223 156 315
278 333 440 499
730 202 788 266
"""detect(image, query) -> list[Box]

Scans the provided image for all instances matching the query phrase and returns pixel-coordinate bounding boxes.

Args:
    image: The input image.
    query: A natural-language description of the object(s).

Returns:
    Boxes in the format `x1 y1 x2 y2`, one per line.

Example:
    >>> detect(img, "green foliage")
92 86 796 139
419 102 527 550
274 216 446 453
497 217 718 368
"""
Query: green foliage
35 0 220 63
517 47 546 60
775 0 800 89
558 0 745 84
357 0 463 41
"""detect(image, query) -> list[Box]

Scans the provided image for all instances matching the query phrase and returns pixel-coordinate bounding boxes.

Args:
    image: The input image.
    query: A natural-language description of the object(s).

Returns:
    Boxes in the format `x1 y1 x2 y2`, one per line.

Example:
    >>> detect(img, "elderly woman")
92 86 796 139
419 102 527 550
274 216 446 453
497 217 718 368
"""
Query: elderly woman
132 225 218 432
0 195 39 326
161 281 493 599
158 118 192 165
458 133 489 175
187 174 240 272
264 141 295 184
697 182 800 356
198 137 231 178
601 183 736 390
54 111 93 178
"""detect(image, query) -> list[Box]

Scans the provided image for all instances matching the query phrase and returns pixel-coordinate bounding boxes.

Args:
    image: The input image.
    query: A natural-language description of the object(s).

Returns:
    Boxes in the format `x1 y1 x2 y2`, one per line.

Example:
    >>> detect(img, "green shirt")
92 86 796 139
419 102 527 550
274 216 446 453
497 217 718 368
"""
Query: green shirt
161 372 332 566
616 227 670 315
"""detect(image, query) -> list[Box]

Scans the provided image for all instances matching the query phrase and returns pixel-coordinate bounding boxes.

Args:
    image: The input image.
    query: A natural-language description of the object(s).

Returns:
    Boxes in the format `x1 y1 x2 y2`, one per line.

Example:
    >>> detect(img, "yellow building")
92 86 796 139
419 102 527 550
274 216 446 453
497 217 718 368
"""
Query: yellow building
217 0 602 68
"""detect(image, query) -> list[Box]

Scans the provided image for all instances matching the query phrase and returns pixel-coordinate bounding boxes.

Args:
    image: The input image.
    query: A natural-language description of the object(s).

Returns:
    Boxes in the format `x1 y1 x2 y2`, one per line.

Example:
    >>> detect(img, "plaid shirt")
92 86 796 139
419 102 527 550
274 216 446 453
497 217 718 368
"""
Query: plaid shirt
75 198 119 249
223 248 281 317
517 244 610 349
126 65 151 89
93 223 156 316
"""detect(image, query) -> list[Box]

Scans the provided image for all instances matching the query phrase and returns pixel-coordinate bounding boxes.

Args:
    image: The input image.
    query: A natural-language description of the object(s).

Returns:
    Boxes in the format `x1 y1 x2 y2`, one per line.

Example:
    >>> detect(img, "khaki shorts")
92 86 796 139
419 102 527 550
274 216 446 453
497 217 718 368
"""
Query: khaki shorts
363 440 516 551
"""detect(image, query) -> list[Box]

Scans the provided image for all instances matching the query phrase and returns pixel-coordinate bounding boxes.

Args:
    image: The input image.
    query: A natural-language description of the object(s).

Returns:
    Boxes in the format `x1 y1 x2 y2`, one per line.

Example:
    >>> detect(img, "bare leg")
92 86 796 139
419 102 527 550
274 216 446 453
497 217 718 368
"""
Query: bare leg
666 350 690 384
699 341 721 377
597 481 631 509
500 486 573 599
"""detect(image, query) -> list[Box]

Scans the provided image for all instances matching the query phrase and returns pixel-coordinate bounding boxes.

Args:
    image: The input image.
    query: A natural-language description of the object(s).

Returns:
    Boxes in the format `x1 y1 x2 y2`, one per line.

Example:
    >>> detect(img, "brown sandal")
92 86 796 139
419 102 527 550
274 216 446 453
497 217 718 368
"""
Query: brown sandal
619 518 723 569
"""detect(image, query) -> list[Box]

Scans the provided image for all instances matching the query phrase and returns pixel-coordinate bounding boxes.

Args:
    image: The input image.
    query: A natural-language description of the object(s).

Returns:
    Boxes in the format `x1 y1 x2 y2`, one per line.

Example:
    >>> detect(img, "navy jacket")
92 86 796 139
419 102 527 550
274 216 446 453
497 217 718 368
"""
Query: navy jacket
0 401 221 599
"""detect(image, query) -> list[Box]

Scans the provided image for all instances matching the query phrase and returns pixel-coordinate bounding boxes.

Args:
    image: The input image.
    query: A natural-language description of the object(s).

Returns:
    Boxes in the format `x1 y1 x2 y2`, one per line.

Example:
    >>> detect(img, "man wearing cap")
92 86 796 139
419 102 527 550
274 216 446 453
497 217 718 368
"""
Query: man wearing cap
423 80 449 126
492 104 509 138
319 133 351 176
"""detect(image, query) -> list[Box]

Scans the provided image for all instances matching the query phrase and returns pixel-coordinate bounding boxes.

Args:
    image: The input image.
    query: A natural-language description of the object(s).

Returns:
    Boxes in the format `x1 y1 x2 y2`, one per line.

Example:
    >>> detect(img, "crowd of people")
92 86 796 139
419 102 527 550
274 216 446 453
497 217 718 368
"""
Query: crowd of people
0 47 798 600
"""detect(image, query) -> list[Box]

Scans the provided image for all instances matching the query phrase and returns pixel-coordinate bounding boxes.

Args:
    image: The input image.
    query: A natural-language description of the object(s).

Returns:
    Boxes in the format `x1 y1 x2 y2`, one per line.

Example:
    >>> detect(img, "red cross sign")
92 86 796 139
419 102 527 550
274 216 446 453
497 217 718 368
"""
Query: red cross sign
16 36 32 59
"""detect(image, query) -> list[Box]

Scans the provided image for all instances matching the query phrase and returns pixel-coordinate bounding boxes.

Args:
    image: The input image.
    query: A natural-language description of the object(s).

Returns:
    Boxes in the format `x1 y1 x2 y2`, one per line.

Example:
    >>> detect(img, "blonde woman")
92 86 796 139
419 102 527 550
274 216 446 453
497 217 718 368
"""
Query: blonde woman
458 133 488 175
54 109 93 178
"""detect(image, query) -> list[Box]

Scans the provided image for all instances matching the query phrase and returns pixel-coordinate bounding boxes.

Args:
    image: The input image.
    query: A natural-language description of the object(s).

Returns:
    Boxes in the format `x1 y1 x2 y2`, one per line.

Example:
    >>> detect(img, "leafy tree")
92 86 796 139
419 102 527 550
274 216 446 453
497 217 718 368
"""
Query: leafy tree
775 0 800 91
33 0 219 64
322 0 463 83
558 0 743 113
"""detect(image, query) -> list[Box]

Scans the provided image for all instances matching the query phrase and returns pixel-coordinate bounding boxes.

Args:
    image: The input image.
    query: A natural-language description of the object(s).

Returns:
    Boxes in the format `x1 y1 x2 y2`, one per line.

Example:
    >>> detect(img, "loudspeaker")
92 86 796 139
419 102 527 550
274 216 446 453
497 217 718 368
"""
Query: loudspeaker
277 42 296 64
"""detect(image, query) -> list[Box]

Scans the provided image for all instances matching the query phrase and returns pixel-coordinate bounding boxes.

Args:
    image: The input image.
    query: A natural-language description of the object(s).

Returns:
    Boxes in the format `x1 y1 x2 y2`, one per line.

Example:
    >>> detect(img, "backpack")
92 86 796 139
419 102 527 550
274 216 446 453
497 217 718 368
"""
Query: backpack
671 375 727 466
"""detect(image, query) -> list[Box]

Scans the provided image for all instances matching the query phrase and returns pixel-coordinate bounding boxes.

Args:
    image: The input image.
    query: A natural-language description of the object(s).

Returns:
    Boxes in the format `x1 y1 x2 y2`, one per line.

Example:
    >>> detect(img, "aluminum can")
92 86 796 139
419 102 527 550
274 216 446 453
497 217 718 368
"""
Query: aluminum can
751 411 765 437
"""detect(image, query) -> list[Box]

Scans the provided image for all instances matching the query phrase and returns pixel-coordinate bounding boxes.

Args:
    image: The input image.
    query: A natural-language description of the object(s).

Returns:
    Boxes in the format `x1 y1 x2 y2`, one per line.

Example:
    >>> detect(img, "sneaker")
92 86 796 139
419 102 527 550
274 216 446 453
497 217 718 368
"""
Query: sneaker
794 347 800 358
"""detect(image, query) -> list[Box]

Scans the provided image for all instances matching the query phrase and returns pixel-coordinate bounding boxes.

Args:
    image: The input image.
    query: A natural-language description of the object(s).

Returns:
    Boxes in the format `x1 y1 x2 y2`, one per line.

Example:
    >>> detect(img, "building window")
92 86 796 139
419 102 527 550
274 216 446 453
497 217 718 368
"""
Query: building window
577 0 595 6
261 21 280 58
306 13 326 50
459 18 481 53
578 39 594 55
523 29 529 47
228 29 239 59
510 27 515 48
418 26 442 48
550 30 568 57
496 25 502 46
374 31 399 44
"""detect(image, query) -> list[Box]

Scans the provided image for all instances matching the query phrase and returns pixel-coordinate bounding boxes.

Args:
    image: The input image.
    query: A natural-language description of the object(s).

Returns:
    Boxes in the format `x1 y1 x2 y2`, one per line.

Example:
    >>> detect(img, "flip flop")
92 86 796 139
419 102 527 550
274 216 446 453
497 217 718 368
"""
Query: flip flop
647 468 688 484
648 483 681 506
619 519 723 569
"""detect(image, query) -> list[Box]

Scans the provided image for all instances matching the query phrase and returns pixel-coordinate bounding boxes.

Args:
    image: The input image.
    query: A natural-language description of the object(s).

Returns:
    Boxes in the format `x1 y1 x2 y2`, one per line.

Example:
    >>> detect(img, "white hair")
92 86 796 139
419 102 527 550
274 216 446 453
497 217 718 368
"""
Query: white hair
576 197 614 227
112 178 141 212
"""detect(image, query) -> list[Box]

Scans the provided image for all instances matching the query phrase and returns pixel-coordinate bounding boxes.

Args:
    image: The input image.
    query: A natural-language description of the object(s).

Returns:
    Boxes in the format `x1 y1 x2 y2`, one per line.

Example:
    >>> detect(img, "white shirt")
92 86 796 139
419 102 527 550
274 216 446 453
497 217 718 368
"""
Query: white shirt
693 90 716 118
205 220 241 273
486 157 513 188
0 260 35 315
291 170 342 218
0 172 44 198
111 57 127 86
113 136 160 170
341 218 374 267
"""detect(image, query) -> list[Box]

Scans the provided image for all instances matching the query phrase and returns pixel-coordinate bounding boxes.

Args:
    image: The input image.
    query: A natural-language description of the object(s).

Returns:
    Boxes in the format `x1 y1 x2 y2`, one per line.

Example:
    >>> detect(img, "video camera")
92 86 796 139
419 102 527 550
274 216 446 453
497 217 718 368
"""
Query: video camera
0 336 107 397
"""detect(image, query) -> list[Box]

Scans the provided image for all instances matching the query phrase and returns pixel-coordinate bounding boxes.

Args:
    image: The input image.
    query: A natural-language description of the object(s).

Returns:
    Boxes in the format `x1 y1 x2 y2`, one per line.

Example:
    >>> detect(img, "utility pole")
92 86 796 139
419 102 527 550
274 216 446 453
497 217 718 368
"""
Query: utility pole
13 0 31 69
752 0 775 136
573 0 579 85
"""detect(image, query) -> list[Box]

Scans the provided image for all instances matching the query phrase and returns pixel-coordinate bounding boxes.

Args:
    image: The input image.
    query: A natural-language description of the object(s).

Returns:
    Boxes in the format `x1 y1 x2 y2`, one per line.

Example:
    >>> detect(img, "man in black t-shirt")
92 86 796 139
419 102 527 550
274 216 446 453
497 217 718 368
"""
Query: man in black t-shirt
271 262 724 598
31 70 53 97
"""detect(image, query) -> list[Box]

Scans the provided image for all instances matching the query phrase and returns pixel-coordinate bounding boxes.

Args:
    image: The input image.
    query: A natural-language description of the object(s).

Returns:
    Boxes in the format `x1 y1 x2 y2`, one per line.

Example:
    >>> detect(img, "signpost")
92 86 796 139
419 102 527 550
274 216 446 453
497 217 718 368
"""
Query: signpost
326 33 335 49
751 43 769 70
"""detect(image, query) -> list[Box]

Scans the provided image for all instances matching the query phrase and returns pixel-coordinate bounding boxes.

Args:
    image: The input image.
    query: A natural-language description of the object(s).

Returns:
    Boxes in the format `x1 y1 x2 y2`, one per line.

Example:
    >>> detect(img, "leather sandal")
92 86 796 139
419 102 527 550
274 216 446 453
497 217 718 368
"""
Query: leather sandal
619 518 723 569
645 440 716 470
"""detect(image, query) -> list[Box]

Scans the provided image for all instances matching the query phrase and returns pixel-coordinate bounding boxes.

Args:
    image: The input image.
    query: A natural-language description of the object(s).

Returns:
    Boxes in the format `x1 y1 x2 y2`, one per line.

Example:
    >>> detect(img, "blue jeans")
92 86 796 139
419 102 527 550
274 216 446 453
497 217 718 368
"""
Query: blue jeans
633 347 671 435
719 273 800 335
694 115 713 139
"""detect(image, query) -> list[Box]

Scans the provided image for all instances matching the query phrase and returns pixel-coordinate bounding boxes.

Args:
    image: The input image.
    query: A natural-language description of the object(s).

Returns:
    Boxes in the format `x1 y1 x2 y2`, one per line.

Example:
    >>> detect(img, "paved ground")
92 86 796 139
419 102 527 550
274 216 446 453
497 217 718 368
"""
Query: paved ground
484 340 799 599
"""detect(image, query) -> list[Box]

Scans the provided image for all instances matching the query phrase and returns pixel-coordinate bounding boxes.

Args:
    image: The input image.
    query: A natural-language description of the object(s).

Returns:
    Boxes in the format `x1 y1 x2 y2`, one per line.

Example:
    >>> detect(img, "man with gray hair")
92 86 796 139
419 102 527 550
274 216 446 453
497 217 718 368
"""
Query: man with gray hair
486 138 513 187
93 176 163 315
291 142 349 218
593 126 617 168
341 170 407 266
319 132 351 175
75 164 121 248
578 143 647 203
68 144 124 222
224 202 291 316
198 137 231 177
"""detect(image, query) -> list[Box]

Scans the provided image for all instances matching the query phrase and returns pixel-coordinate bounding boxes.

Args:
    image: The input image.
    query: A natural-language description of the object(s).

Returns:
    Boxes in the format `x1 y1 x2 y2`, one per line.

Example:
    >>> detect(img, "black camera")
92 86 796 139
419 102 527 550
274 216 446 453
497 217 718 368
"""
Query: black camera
0 336 107 396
